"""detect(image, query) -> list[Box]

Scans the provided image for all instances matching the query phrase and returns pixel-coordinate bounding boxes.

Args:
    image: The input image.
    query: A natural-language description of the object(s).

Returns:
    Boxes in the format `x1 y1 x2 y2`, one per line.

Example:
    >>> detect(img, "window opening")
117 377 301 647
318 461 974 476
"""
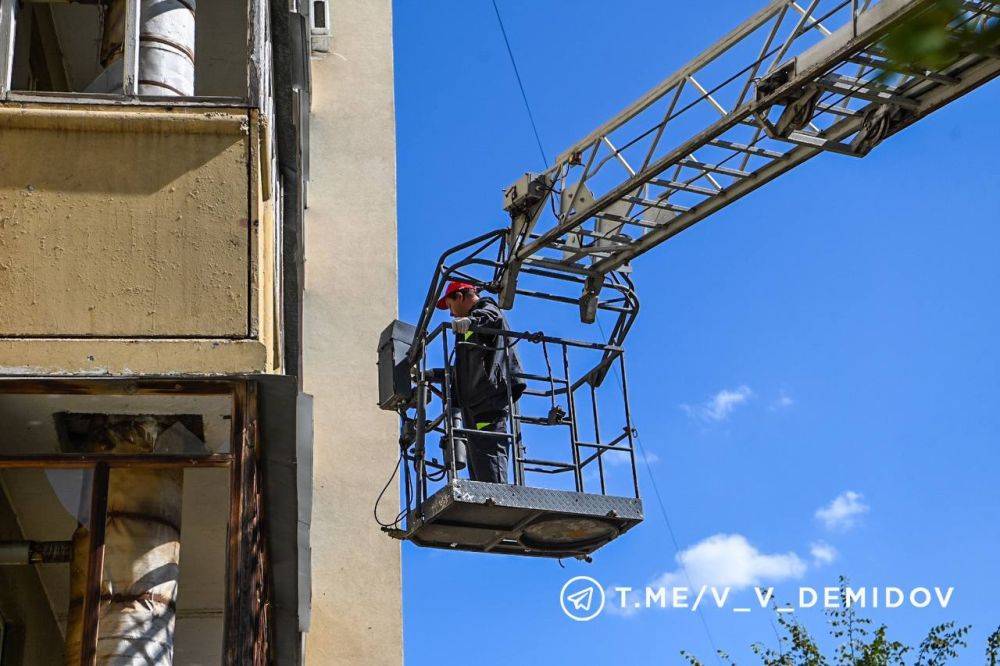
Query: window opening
5 0 249 99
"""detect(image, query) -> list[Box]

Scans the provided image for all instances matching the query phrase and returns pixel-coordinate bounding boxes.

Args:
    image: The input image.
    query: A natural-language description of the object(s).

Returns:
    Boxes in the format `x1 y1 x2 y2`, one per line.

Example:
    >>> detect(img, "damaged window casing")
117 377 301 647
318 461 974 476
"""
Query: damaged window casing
0 380 249 664
0 0 284 375
0 0 252 102
0 0 311 659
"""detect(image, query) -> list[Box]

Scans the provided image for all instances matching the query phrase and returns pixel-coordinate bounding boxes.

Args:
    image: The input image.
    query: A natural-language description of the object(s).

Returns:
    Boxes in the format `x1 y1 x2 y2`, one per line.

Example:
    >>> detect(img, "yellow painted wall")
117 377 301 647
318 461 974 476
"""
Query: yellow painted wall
0 105 250 338
0 105 280 376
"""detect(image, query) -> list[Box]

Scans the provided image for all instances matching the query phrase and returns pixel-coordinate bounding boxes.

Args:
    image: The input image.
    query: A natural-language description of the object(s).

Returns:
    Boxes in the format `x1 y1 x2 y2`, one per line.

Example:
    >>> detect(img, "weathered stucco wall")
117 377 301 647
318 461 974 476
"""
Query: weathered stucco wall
0 105 280 376
0 106 250 338
0 338 267 376
302 0 402 663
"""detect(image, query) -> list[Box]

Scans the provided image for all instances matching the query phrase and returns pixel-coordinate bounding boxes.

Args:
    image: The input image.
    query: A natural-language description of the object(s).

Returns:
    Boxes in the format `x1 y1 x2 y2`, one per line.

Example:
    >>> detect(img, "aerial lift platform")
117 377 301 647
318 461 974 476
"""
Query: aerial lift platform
377 231 645 559
376 0 998 559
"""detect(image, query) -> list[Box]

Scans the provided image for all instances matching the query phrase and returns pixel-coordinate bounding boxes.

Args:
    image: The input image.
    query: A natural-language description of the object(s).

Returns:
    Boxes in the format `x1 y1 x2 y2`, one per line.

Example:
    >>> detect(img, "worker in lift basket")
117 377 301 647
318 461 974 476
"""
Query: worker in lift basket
435 280 527 484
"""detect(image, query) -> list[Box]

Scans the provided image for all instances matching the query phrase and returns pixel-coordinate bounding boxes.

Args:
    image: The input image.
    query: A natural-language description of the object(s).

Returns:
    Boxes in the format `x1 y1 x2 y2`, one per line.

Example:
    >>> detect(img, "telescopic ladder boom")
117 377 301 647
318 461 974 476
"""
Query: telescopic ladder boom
496 0 999 320
376 0 997 560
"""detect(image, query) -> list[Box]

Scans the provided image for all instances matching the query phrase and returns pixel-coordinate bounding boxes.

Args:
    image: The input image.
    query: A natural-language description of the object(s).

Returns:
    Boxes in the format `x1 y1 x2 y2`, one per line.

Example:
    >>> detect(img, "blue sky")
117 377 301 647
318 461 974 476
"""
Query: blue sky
392 1 1000 663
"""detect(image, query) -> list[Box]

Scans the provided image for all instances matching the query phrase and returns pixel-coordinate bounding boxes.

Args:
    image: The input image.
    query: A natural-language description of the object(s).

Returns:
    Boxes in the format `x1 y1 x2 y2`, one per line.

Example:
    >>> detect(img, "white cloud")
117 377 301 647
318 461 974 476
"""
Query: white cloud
770 391 794 411
604 584 641 617
810 541 838 566
815 490 869 531
681 385 753 422
653 533 806 590
606 534 807 619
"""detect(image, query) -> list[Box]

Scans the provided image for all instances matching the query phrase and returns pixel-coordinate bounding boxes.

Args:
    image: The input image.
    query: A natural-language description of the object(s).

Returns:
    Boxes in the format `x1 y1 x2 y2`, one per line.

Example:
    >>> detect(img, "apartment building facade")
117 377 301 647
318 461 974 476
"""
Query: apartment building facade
0 0 400 663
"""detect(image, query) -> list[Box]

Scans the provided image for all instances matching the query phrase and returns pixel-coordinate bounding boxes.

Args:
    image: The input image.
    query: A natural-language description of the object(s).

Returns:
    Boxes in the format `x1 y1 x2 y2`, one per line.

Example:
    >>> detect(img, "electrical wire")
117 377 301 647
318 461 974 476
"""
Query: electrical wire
634 432 723 662
406 9 729 657
374 414 418 530
491 0 549 167
487 15 715 644
373 450 404 528
596 319 723 663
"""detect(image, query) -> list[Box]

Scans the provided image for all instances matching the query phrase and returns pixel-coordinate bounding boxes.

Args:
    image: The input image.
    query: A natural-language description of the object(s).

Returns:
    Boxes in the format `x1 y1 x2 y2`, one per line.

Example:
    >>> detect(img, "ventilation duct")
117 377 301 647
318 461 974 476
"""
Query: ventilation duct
89 0 196 96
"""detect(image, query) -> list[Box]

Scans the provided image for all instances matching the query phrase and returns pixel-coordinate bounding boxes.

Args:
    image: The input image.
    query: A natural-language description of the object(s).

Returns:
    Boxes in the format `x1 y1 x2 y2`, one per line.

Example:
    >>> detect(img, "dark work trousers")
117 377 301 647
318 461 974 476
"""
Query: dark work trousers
465 412 510 484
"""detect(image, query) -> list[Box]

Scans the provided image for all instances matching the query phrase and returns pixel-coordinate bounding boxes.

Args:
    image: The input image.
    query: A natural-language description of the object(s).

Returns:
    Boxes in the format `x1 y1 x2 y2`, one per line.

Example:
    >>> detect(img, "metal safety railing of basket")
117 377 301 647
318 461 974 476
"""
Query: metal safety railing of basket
398 321 641 520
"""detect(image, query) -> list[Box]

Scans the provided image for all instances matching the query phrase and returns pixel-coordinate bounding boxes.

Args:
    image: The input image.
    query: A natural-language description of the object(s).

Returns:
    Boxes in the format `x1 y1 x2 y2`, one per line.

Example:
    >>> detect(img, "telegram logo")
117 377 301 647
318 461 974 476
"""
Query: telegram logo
560 575 605 621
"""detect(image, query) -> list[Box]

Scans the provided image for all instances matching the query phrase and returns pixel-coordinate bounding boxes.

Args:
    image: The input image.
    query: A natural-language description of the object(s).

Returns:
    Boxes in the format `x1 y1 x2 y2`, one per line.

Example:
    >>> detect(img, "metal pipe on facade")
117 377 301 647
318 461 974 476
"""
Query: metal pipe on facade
99 0 196 96
0 540 73 564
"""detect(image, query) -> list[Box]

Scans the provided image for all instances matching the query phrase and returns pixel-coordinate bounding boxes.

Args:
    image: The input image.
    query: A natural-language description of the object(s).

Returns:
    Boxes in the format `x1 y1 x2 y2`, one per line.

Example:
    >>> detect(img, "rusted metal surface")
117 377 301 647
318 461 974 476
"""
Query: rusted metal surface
0 377 237 395
241 381 272 663
80 462 109 666
0 454 232 468
0 378 274 662
0 539 72 564
225 380 272 663
64 526 89 664
224 383 245 661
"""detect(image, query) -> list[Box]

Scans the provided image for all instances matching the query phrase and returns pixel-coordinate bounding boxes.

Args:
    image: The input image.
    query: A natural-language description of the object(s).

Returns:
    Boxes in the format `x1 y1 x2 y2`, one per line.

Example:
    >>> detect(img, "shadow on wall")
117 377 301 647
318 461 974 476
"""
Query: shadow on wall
0 122 246 196
0 113 252 337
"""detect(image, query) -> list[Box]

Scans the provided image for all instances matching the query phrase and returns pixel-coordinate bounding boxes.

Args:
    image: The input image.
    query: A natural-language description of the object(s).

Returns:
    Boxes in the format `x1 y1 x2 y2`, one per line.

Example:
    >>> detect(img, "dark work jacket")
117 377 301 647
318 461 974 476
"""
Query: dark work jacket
453 297 527 419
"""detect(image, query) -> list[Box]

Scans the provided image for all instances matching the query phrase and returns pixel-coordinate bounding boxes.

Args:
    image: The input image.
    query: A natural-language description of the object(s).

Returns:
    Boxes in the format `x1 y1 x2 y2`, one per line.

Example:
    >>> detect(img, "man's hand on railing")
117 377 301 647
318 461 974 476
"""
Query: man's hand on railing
451 317 472 334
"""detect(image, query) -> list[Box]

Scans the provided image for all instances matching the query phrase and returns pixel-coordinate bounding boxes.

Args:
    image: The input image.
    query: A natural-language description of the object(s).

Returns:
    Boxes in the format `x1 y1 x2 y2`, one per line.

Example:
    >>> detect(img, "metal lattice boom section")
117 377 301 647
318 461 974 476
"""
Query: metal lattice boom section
497 0 999 317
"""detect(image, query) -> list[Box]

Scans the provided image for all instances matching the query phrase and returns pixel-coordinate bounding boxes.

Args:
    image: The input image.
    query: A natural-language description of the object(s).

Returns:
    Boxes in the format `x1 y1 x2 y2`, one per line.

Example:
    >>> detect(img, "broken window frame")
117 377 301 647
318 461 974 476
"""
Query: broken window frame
0 377 256 666
0 0 268 106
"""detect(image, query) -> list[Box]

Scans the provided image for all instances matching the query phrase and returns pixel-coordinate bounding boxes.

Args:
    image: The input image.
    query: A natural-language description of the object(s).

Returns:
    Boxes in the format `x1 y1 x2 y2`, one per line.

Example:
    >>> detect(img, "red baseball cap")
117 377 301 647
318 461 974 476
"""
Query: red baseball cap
436 281 477 310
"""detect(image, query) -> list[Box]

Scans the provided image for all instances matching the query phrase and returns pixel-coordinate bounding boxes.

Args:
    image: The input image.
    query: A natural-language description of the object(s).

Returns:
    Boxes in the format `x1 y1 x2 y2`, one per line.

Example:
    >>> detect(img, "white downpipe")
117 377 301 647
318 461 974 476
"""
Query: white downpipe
92 0 195 96
136 0 195 96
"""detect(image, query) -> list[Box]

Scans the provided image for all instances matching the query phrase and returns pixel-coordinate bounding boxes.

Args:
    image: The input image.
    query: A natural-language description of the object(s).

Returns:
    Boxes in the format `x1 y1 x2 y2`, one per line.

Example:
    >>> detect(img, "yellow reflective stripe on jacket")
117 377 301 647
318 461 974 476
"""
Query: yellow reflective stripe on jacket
464 330 473 341
476 421 490 430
